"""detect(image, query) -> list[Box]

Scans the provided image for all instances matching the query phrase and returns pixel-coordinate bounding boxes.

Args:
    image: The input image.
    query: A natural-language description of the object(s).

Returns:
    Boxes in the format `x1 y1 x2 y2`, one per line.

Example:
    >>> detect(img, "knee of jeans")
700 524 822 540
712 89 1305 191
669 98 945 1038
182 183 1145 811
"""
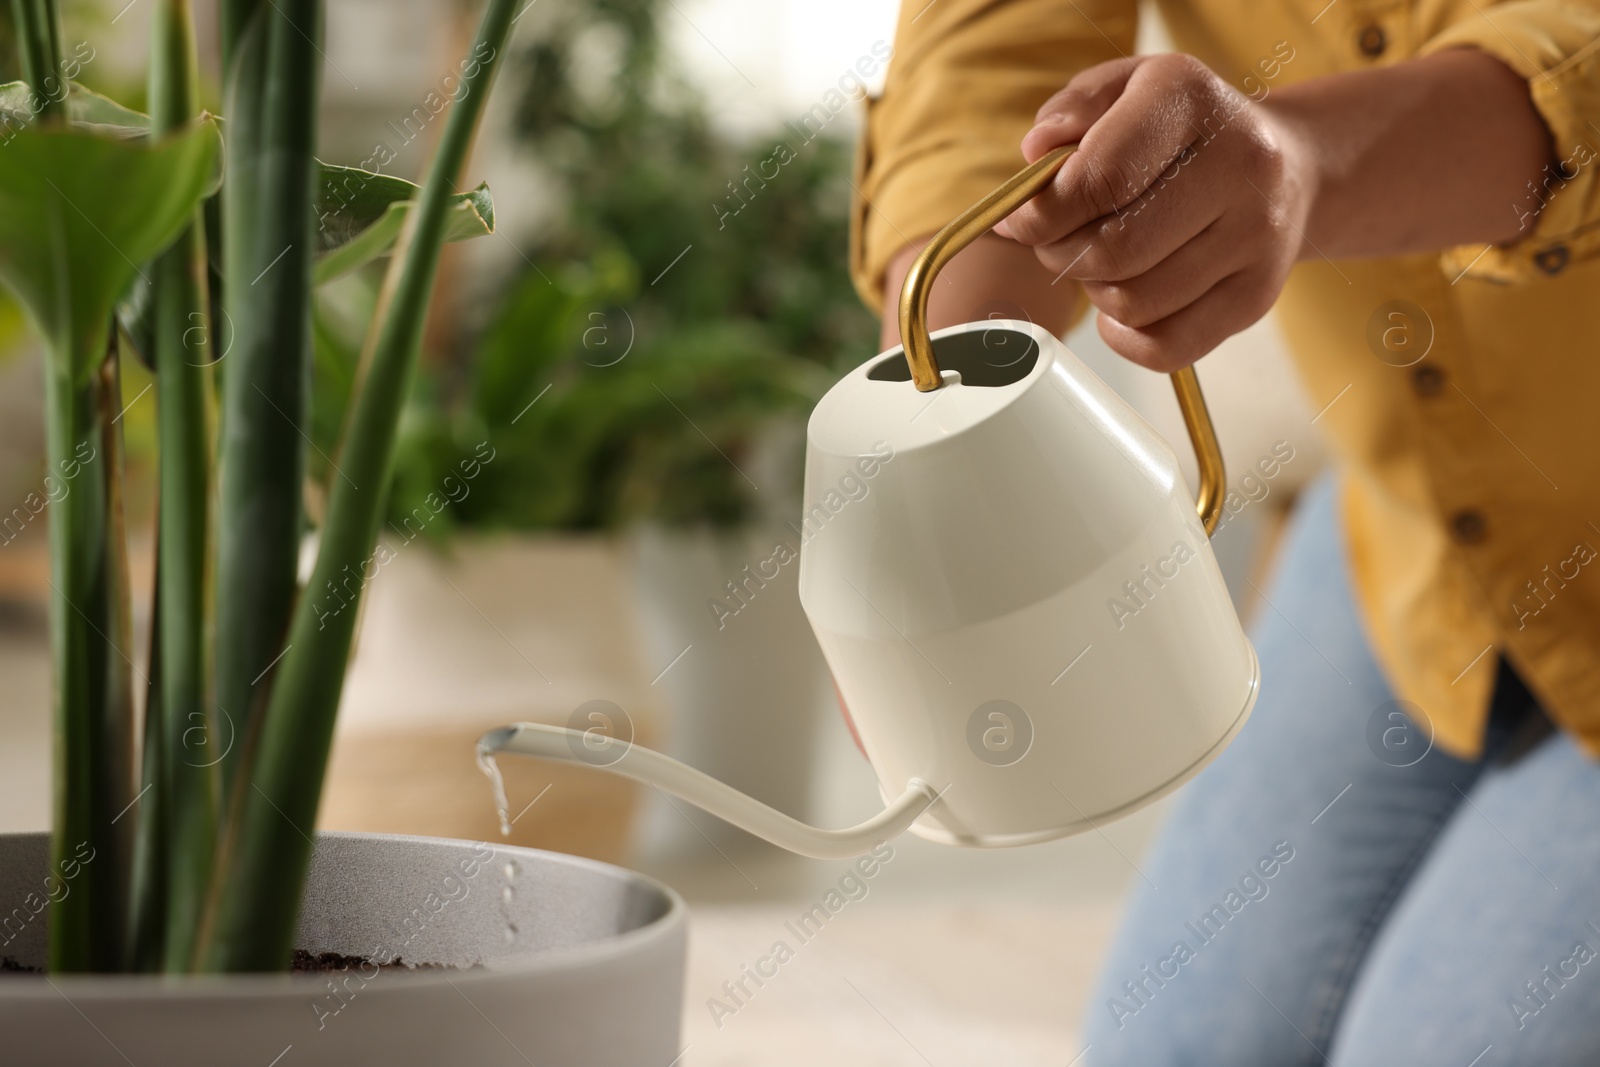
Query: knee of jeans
1078 969 1323 1067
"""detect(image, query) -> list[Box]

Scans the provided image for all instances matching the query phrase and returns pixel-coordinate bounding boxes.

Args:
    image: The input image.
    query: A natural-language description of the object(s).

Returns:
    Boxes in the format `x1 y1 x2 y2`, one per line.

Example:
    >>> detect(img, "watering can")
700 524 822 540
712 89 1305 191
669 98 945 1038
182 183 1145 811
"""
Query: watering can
479 145 1260 857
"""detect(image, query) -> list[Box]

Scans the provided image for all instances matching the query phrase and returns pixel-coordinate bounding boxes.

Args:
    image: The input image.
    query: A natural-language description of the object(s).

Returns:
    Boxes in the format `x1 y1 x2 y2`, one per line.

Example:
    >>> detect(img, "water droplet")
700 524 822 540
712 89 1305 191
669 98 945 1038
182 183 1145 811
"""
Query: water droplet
476 745 513 837
498 860 520 948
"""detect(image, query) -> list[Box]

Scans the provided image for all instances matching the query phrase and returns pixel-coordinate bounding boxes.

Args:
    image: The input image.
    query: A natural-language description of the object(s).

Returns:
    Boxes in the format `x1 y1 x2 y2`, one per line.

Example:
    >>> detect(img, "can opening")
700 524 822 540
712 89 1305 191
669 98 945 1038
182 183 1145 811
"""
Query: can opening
869 328 1040 387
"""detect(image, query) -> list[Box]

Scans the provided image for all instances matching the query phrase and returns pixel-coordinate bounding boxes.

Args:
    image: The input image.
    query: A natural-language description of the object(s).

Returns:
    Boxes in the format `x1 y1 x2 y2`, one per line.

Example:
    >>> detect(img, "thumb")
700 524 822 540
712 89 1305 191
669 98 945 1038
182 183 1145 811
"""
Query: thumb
993 112 1093 239
995 58 1145 239
1019 110 1097 165
1021 56 1147 161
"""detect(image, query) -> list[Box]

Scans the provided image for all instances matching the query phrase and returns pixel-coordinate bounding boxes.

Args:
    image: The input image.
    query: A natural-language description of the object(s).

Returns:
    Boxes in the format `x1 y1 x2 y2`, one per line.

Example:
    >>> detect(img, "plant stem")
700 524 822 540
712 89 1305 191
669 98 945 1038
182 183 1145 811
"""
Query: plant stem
96 344 138 968
45 327 130 973
142 0 220 972
197 0 519 971
127 588 167 971
219 0 263 78
10 0 63 122
213 0 320 799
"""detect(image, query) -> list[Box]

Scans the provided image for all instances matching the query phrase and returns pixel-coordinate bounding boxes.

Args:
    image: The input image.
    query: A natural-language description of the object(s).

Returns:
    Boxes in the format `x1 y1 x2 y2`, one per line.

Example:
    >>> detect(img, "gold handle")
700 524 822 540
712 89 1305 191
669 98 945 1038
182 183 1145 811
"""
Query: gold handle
895 144 1227 537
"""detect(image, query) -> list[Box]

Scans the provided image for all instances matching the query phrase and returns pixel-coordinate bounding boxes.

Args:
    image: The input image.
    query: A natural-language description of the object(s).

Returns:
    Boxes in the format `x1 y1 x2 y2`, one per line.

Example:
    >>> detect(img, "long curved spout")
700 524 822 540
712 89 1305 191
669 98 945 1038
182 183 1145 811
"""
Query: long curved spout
478 723 941 860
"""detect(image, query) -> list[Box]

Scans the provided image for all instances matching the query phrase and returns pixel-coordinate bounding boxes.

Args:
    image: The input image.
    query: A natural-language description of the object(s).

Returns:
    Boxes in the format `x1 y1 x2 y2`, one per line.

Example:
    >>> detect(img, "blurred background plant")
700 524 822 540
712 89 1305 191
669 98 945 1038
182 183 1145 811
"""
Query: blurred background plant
310 0 875 538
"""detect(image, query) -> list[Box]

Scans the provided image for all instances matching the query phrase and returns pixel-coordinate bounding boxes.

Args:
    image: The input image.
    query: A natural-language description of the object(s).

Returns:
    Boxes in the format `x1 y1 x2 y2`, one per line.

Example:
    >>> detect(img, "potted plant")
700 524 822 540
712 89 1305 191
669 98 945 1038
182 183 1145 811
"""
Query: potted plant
0 0 685 1062
332 0 877 858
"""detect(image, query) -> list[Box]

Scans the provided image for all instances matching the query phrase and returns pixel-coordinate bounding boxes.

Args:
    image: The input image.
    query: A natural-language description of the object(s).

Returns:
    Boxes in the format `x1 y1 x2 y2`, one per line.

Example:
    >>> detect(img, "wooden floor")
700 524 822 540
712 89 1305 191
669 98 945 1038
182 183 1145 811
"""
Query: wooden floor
675 899 1119 1065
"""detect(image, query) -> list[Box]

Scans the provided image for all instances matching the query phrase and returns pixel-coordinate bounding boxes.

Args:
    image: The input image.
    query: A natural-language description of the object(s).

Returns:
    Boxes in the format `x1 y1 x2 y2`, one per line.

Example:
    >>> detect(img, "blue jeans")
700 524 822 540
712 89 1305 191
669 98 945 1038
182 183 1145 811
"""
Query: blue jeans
1081 475 1600 1066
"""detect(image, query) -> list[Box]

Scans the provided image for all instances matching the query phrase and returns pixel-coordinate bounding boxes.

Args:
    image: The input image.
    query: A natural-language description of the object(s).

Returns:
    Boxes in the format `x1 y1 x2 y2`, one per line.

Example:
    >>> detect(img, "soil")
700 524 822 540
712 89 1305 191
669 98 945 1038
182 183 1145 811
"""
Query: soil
0 952 445 974
290 949 447 973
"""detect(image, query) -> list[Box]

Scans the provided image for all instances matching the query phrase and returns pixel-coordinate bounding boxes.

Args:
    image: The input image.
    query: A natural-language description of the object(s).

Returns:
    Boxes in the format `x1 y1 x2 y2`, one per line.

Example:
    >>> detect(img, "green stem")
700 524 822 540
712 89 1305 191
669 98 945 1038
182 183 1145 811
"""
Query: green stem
97 346 137 967
8 1 46 104
152 220 219 972
213 0 320 799
219 0 263 78
10 0 63 122
142 0 219 972
198 0 519 971
45 327 130 974
127 585 167 971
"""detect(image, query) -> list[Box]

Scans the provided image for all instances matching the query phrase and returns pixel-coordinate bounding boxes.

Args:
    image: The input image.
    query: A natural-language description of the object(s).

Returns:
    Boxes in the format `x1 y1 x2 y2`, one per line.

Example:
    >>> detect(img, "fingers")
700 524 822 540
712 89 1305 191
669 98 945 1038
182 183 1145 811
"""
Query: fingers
994 51 1294 372
1029 138 1226 280
1096 264 1281 372
1003 54 1244 249
1079 215 1248 328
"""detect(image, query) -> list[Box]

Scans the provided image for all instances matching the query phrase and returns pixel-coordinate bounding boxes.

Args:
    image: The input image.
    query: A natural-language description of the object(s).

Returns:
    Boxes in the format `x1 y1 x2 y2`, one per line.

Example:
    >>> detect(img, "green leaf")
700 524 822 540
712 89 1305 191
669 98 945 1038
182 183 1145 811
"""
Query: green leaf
0 120 221 381
0 85 493 294
122 168 492 367
0 82 211 374
314 166 494 283
0 79 152 139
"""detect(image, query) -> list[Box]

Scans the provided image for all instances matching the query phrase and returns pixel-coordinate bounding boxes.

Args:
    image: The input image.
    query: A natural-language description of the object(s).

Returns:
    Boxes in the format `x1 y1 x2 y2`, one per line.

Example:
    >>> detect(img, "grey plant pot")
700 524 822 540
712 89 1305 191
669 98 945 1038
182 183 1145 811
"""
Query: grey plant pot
629 524 827 856
0 831 686 1066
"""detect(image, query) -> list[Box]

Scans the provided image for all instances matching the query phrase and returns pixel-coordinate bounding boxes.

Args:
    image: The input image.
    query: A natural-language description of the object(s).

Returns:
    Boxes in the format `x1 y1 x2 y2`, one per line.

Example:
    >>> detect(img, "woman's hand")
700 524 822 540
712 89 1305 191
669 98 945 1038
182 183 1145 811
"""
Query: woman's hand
994 54 1314 372
880 48 1547 365
990 49 1551 372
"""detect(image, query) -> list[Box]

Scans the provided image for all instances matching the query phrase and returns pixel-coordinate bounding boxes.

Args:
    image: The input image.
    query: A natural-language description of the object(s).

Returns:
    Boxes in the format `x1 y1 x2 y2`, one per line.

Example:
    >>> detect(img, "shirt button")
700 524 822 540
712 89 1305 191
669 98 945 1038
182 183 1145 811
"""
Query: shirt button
1411 365 1445 397
1450 509 1488 545
1535 245 1569 275
1357 25 1387 57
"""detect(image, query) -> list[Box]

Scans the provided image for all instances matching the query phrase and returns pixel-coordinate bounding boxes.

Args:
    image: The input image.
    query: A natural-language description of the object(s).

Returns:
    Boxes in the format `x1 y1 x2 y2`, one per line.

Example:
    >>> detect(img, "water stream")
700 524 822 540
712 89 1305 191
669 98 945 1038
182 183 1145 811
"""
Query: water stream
475 740 521 943
474 743 514 837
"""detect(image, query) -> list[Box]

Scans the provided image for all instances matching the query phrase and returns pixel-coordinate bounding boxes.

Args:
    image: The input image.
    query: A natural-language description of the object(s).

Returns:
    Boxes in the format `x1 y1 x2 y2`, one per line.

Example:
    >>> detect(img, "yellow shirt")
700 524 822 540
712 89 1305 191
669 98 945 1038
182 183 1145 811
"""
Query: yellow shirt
851 0 1600 758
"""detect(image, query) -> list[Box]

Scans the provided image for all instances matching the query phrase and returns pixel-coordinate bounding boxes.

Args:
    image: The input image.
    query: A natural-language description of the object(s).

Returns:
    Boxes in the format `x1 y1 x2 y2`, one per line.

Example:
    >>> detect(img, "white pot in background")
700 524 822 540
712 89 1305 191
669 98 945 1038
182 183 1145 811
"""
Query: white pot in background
0 831 685 1066
628 525 829 855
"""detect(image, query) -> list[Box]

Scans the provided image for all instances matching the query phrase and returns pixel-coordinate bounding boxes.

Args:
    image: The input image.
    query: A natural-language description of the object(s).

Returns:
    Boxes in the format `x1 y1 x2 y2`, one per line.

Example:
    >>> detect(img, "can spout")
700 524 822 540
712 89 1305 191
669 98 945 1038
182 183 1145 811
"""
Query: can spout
478 723 942 860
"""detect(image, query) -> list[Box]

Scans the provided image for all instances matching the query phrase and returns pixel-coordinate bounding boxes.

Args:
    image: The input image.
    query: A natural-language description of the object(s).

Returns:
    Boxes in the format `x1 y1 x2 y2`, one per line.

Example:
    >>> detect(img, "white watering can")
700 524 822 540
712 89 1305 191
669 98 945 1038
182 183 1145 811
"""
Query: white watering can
479 146 1259 857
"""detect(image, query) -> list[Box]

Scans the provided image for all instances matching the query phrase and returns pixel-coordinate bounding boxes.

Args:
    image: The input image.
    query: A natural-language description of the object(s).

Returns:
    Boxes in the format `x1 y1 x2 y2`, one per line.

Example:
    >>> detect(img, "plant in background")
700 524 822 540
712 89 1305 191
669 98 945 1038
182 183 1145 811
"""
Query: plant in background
0 0 514 972
349 0 876 538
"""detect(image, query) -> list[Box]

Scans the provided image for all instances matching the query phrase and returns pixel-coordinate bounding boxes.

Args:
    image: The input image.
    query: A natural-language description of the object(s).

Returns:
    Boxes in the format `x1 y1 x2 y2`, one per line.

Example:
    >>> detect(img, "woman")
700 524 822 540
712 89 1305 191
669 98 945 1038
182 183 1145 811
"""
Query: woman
853 1 1600 1062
